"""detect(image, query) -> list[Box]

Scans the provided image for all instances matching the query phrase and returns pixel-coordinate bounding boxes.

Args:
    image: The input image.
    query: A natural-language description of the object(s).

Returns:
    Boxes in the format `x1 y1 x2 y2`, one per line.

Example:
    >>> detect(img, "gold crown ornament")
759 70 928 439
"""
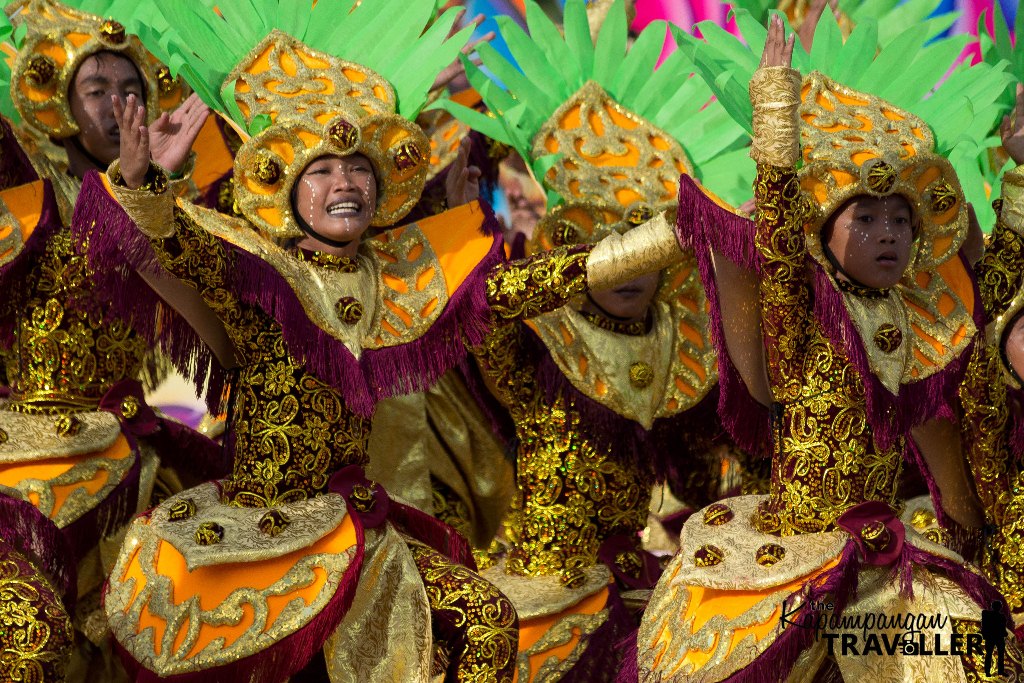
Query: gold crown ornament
7 0 188 140
227 31 430 239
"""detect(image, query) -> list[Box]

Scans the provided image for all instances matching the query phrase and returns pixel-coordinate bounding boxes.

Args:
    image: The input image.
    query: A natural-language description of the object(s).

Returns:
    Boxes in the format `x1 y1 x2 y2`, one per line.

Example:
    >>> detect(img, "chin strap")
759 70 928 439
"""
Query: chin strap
66 137 110 176
822 240 875 291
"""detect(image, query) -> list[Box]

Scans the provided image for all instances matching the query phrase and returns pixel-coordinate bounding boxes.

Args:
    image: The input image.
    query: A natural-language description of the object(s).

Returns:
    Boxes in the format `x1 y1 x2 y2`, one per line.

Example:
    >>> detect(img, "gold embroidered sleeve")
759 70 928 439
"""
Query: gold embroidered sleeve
585 212 681 290
756 163 815 391
977 166 1024 318
486 245 591 321
749 67 801 168
107 159 174 238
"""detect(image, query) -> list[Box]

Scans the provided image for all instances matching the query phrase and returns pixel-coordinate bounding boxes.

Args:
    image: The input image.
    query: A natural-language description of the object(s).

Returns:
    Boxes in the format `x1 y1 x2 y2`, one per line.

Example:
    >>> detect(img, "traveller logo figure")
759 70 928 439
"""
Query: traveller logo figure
982 600 1007 676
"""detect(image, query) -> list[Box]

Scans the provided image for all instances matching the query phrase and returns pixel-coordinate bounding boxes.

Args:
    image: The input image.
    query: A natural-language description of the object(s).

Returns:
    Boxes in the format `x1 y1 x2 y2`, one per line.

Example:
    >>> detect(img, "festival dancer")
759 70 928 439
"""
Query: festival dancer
0 1 225 679
629 15 1021 681
90 1 698 680
957 86 1024 639
439 0 758 678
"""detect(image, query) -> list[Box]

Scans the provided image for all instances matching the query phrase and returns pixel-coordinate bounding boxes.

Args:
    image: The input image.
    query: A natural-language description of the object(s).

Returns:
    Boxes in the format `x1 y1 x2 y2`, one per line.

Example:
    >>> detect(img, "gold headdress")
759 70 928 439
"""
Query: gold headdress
228 31 430 238
798 72 967 275
8 0 187 139
123 0 470 239
529 81 693 253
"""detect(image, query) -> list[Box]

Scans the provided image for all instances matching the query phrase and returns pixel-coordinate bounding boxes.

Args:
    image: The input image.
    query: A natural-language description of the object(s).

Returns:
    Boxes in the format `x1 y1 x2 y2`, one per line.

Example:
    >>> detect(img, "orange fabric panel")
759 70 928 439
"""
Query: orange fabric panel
659 558 840 675
0 433 131 521
514 587 610 682
125 513 357 657
191 116 236 194
413 201 492 298
0 180 46 242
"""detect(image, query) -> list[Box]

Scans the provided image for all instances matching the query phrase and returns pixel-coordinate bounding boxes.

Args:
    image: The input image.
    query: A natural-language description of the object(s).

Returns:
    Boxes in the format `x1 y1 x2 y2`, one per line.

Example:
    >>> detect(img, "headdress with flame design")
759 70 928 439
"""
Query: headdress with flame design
6 0 188 139
676 5 1014 230
438 0 752 258
118 0 470 239
798 73 968 275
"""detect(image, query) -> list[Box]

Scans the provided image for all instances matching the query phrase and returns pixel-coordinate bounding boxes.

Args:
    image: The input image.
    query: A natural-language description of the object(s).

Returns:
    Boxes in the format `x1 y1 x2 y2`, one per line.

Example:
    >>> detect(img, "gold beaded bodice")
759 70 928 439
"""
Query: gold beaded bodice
478 248 654 579
958 195 1024 613
4 222 146 412
752 164 904 536
148 212 372 507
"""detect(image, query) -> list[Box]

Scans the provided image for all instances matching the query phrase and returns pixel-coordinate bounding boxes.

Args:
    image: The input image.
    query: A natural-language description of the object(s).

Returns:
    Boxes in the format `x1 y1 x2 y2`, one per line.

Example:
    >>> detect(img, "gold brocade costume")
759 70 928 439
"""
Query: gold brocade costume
634 67 1015 682
958 168 1024 629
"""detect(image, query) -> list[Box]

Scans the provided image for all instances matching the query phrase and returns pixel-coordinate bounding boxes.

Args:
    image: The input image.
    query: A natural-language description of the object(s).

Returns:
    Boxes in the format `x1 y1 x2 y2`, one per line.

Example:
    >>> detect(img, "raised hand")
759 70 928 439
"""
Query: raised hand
148 93 210 175
796 0 839 52
1000 83 1024 167
761 14 795 69
445 137 482 208
112 93 150 190
432 10 495 93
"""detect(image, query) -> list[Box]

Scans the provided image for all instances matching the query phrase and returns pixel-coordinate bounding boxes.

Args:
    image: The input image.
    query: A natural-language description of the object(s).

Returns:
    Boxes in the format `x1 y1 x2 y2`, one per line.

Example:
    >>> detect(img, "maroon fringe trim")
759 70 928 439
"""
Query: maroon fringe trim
0 116 40 190
148 417 232 482
387 499 475 569
561 585 634 683
79 170 504 417
0 180 60 347
675 176 771 457
72 172 228 414
0 494 76 604
810 262 977 452
116 509 367 683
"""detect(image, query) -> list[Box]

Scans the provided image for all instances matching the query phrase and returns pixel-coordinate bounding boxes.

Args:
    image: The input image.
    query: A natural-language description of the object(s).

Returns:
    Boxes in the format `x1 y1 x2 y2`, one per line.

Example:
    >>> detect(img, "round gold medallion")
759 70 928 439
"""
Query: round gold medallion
693 544 724 568
629 362 654 389
335 296 363 325
121 395 140 419
195 522 224 546
168 498 197 522
873 323 902 353
703 503 735 527
755 543 786 567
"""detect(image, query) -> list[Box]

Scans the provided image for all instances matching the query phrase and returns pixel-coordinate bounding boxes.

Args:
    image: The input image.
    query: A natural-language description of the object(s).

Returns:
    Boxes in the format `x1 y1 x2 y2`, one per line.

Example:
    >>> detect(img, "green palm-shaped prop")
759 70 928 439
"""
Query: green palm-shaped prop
434 0 755 206
677 6 1014 227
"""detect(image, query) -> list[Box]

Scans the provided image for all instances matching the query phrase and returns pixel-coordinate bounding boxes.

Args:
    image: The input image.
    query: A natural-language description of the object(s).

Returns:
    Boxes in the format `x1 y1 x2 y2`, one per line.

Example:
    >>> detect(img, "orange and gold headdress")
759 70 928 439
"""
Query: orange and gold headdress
227 32 430 237
440 0 751 255
798 73 966 276
121 0 471 239
7 0 187 139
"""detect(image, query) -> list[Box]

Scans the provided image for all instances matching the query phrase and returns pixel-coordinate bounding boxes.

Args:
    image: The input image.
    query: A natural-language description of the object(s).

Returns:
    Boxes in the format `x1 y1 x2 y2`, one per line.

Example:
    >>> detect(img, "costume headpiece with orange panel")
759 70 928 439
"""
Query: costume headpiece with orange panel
438 0 754 251
122 0 471 239
6 0 188 139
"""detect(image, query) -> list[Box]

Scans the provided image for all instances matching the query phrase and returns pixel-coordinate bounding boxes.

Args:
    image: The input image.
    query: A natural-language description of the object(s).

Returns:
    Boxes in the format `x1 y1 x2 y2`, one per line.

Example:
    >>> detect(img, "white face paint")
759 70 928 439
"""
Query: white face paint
294 153 377 250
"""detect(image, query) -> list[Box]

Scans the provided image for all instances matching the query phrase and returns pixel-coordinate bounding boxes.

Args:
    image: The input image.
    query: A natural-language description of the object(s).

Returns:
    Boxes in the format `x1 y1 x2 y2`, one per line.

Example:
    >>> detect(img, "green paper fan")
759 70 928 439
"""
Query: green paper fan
675 7 1014 228
110 0 472 136
435 0 753 207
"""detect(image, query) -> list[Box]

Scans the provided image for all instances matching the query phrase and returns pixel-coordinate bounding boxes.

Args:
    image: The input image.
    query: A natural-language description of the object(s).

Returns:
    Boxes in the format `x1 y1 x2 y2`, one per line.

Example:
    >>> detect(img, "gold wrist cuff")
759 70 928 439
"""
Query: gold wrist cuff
1001 164 1024 234
107 159 176 239
586 213 680 291
749 66 802 167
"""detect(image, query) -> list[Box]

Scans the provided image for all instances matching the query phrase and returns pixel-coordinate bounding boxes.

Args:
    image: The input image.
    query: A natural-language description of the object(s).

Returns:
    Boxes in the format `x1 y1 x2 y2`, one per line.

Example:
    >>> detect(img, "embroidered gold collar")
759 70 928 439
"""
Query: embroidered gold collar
527 299 716 428
180 202 451 357
831 257 976 393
